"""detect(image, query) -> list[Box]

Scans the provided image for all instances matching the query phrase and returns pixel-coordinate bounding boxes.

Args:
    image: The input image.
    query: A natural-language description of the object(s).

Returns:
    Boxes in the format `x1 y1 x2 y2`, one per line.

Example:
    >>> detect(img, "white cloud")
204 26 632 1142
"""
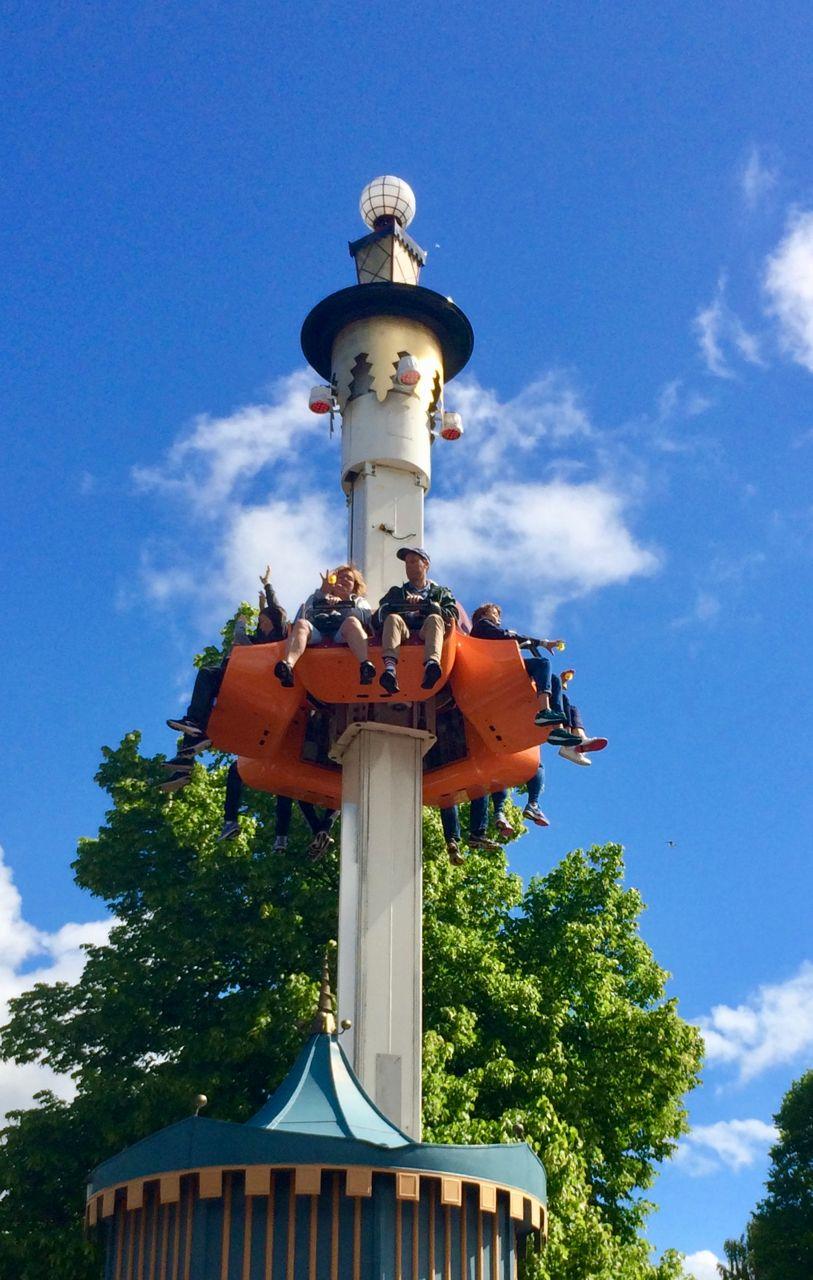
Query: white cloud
133 366 659 627
427 480 658 625
694 276 764 378
765 209 813 372
684 1250 722 1280
699 961 813 1082
676 1118 777 1177
133 369 321 513
741 146 778 210
0 844 112 1123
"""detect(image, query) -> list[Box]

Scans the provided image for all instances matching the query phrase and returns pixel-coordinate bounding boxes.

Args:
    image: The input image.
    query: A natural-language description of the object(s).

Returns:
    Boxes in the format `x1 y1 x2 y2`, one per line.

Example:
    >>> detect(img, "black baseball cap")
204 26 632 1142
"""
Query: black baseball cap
396 545 430 563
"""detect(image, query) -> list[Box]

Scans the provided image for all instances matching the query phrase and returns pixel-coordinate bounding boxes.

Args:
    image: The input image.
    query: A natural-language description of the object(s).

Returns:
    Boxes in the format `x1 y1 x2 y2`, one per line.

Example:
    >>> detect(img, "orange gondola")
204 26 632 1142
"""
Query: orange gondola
205 629 550 809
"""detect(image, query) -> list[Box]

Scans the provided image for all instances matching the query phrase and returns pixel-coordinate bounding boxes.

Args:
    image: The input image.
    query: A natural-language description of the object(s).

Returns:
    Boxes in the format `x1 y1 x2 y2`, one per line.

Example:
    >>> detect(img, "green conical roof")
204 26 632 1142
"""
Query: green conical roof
248 1033 410 1148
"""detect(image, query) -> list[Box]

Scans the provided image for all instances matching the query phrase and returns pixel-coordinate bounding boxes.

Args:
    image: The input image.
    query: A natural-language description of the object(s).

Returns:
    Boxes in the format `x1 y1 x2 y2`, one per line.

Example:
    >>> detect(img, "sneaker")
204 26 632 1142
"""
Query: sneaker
546 727 583 746
217 820 239 842
468 834 501 852
166 716 204 736
379 668 400 695
523 803 550 827
274 660 295 688
421 659 442 690
559 745 592 767
534 707 568 726
359 660 376 685
273 835 289 852
188 735 212 754
447 839 465 866
495 814 514 840
308 829 334 861
575 736 608 754
159 769 192 794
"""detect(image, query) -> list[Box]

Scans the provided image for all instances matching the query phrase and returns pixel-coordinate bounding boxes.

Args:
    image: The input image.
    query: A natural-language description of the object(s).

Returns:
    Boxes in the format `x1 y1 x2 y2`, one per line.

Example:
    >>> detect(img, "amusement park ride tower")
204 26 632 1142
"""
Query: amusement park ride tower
301 176 473 1140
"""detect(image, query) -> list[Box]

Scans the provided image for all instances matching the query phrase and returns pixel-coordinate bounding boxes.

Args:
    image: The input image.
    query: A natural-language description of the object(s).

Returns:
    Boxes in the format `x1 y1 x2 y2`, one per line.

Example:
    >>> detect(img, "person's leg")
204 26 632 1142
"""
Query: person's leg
337 615 368 661
469 793 502 849
301 802 338 859
440 804 465 865
523 753 549 824
168 665 222 736
188 666 224 727
440 805 461 843
490 789 513 839
469 795 489 837
527 759 545 806
224 763 242 822
419 614 445 688
381 614 407 663
380 614 408 691
276 794 294 839
550 673 566 717
525 656 565 725
298 801 322 836
284 619 312 668
217 763 243 840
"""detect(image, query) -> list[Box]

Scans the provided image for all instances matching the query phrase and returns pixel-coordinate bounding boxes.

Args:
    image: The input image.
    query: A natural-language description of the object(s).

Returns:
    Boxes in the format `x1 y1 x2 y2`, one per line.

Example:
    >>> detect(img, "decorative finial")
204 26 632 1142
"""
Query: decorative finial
193 1093 208 1116
310 944 337 1035
360 175 416 229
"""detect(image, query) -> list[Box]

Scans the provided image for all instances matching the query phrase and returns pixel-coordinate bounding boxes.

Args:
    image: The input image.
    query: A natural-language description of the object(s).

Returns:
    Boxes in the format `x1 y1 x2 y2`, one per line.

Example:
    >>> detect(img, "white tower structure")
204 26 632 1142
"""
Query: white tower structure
301 178 473 1137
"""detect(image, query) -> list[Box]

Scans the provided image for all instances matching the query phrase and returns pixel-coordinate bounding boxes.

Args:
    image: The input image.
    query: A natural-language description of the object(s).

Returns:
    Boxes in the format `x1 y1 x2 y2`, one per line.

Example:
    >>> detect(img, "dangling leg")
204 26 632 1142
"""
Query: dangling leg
274 794 294 850
218 762 243 841
523 754 550 825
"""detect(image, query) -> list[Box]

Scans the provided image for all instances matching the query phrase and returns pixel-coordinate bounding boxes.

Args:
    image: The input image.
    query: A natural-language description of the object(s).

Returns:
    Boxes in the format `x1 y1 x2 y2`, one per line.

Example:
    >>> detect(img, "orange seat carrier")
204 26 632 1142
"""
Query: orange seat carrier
205 631 551 809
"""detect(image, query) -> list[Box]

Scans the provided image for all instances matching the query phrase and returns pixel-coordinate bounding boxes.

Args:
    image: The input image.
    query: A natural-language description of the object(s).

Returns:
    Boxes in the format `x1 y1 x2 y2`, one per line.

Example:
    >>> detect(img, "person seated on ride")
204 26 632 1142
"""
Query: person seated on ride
550 668 608 764
161 565 288 792
274 564 374 688
469 603 581 747
377 546 459 694
218 763 337 858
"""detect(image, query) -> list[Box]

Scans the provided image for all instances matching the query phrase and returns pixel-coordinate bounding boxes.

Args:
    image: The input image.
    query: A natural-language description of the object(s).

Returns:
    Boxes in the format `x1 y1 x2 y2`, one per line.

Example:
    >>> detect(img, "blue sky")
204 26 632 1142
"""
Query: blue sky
2 3 813 1274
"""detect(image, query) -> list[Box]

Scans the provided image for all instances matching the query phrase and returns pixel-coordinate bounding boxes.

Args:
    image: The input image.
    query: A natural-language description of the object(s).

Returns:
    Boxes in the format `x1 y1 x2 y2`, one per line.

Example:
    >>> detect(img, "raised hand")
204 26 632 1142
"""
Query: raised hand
260 564 272 586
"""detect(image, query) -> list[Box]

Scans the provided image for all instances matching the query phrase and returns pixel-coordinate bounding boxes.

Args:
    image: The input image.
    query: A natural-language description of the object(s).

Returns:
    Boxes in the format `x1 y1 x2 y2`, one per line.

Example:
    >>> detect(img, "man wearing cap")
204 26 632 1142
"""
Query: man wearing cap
377 547 458 694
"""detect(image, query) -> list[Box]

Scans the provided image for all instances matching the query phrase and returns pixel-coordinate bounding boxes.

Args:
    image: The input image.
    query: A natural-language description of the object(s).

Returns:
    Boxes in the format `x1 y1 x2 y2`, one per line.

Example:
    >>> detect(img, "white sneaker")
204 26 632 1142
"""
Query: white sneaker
558 745 591 766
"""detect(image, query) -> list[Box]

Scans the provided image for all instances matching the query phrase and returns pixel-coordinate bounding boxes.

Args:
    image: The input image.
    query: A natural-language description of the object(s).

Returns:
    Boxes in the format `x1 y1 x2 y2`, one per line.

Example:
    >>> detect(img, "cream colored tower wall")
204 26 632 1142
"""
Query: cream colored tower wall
333 723 429 1140
331 315 442 602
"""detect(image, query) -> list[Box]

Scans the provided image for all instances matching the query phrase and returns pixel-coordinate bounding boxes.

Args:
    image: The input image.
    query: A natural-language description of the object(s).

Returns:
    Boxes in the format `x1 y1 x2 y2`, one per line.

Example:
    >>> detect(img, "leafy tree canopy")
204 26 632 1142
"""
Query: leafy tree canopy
747 1069 813 1280
0 621 702 1280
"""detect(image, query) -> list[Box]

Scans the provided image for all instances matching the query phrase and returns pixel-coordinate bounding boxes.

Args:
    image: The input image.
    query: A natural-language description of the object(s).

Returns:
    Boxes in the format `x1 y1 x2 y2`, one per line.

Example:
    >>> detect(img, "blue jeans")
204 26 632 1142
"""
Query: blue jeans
527 758 544 805
470 791 507 837
550 675 581 727
440 805 460 843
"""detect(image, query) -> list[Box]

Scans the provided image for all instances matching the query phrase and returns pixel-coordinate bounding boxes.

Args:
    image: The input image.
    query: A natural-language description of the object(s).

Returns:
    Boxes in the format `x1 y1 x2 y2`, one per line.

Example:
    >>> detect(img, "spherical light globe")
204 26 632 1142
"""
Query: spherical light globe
360 176 416 229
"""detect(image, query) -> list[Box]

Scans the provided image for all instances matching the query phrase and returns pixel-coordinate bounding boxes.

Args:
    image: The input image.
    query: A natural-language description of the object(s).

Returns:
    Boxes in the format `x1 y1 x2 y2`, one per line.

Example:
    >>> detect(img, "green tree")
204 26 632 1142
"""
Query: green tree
717 1233 756 1278
748 1070 813 1280
0 669 701 1279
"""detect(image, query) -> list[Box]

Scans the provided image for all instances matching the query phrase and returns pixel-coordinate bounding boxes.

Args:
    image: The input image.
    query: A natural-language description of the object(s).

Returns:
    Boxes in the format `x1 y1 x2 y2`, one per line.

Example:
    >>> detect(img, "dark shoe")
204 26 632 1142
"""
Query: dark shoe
159 769 192 794
188 734 212 754
273 835 289 852
468 835 501 852
217 820 239 842
379 668 400 695
421 659 442 689
523 803 550 827
308 829 334 861
533 707 567 727
546 727 583 746
274 660 295 688
447 839 465 866
166 716 204 736
359 660 376 685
